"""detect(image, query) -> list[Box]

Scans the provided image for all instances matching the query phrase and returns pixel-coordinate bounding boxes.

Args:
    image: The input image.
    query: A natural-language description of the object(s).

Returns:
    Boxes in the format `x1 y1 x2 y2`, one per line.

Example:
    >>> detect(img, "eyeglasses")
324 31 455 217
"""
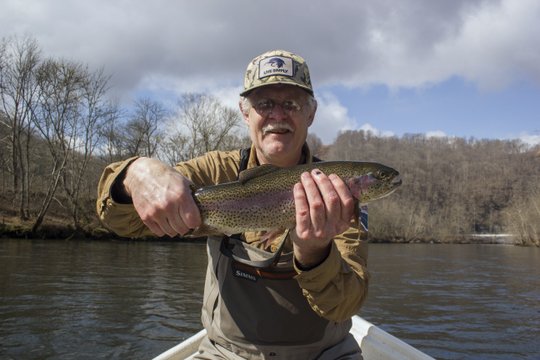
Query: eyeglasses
252 98 303 116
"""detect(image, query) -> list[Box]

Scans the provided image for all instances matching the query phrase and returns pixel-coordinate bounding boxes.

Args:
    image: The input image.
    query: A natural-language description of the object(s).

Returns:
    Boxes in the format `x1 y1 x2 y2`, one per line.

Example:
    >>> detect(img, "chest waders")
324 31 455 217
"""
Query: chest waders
198 149 355 359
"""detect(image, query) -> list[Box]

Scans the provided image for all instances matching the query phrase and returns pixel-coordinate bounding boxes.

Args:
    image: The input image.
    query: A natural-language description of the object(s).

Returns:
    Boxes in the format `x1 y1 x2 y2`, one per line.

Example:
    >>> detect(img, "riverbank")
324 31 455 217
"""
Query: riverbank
0 213 209 242
369 233 517 245
0 216 111 240
0 215 521 245
2 189 538 245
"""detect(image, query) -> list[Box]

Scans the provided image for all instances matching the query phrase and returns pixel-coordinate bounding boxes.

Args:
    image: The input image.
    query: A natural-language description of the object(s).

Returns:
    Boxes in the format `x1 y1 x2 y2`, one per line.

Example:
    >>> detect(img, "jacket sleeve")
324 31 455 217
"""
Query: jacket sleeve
294 227 369 322
96 151 241 238
96 156 156 238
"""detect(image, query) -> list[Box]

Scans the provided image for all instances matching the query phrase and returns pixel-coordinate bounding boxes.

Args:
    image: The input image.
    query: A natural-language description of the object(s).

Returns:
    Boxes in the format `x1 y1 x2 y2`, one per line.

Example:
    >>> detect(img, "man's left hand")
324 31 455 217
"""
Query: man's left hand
291 169 355 269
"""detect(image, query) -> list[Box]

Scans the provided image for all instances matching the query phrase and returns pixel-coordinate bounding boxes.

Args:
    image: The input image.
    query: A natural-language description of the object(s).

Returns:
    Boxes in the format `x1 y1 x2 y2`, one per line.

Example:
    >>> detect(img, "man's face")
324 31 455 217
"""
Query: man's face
241 84 316 167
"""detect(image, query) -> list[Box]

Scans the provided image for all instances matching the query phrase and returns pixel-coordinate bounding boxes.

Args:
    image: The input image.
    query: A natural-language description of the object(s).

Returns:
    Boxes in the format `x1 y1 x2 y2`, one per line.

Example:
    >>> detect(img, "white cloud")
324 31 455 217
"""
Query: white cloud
135 73 242 108
425 130 448 138
310 92 356 144
210 87 243 112
2 0 538 145
2 0 540 97
432 0 540 90
358 123 395 138
518 133 540 147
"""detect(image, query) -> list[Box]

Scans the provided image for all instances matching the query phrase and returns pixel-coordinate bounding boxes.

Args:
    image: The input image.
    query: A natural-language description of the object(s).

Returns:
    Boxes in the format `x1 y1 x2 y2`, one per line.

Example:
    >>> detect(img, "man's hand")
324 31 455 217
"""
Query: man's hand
123 157 201 237
292 169 355 269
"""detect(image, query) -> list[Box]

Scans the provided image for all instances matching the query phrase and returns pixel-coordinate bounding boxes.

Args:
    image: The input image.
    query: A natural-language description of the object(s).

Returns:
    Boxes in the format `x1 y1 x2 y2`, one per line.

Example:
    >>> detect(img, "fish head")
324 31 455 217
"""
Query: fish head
346 164 402 203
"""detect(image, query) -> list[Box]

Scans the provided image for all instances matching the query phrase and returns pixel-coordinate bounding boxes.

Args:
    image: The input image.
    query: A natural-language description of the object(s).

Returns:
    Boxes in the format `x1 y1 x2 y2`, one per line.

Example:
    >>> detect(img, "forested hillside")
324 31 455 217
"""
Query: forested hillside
1 36 539 245
326 131 540 245
2 118 539 245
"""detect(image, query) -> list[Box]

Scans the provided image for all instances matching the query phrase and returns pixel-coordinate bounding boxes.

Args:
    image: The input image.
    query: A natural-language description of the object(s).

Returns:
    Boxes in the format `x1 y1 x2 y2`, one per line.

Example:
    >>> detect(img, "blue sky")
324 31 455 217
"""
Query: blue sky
320 78 540 143
2 0 539 146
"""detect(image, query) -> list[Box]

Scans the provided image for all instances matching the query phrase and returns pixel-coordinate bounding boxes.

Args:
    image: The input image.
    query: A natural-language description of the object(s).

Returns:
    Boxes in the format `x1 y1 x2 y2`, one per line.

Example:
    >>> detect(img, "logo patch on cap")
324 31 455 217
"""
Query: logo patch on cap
258 56 294 79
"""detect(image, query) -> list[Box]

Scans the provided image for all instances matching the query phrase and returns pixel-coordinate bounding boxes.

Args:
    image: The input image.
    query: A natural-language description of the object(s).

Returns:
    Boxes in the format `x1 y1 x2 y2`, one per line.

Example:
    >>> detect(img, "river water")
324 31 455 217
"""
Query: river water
1 239 538 360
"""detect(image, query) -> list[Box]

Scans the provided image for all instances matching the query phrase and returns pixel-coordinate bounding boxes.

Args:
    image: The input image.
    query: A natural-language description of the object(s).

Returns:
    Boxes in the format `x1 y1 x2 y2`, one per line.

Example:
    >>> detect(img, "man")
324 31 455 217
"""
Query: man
97 50 369 359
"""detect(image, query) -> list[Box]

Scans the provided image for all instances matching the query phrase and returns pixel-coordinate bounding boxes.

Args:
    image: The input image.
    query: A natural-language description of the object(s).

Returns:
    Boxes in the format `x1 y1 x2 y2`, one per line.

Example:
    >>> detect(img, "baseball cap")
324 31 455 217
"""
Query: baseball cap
240 50 313 96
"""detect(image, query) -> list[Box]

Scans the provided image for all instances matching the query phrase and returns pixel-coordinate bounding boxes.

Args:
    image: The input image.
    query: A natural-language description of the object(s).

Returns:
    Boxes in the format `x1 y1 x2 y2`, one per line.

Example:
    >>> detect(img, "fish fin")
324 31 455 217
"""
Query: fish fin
260 228 287 250
184 224 223 238
238 164 280 184
189 182 199 193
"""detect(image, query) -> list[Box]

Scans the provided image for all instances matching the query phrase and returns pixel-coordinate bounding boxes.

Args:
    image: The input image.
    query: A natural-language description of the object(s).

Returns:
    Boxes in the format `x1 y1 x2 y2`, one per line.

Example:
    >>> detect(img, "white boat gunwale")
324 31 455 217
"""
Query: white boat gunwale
152 315 434 360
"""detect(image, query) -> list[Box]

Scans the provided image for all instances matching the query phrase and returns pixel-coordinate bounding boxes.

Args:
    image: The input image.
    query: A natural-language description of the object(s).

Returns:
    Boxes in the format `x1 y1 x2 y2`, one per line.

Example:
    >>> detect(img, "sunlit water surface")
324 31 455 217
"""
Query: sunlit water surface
1 240 538 359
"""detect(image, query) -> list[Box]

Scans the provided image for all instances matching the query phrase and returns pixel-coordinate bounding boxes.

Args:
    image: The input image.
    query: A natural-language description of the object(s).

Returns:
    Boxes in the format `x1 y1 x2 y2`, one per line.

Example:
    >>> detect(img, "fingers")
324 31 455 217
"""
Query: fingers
163 209 188 237
304 170 337 235
167 192 202 236
140 201 191 238
294 181 310 237
141 198 200 238
328 174 355 224
295 169 354 240
178 192 202 229
144 220 166 237
155 191 202 237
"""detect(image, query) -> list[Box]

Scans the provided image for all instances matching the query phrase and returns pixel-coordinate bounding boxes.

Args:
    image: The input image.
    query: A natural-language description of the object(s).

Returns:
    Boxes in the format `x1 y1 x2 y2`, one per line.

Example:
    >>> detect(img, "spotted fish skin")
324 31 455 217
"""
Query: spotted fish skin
190 161 401 236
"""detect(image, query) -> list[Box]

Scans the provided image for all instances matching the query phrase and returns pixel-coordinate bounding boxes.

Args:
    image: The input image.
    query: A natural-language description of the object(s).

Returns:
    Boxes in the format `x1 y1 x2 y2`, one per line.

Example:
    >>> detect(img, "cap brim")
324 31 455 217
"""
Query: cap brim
240 81 314 96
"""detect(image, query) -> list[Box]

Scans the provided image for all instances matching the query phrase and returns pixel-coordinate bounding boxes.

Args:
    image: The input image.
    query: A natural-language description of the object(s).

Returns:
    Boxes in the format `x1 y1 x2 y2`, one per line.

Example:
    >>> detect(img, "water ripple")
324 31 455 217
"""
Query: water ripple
1 240 539 359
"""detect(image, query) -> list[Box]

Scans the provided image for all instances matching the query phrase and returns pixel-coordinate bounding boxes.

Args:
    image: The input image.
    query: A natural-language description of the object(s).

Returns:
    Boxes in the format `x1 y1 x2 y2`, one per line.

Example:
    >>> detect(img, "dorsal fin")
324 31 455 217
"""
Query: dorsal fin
238 164 280 184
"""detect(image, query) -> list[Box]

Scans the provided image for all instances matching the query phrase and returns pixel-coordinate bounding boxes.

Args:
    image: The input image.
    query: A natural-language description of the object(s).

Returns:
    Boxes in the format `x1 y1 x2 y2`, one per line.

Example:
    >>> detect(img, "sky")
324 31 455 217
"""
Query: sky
2 0 540 146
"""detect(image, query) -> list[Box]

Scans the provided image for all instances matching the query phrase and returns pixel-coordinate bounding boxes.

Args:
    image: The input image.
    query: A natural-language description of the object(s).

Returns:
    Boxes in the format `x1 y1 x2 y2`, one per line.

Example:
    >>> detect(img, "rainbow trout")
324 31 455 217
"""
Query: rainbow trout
190 161 401 236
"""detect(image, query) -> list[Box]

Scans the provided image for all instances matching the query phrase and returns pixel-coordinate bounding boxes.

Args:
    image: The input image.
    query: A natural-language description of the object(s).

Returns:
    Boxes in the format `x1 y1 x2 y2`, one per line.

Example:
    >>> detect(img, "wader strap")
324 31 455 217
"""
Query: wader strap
220 229 290 269
230 261 297 280
239 147 250 173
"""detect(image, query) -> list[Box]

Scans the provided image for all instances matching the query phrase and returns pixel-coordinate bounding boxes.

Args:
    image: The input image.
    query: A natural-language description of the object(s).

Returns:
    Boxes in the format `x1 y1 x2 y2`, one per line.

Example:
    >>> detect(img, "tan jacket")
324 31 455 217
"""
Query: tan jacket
96 145 369 323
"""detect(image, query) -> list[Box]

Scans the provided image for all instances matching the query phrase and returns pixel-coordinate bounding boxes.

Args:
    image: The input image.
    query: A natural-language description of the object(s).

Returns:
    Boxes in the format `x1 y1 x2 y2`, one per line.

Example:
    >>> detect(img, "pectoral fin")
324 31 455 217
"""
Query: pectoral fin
184 224 224 238
261 228 287 250
238 164 280 184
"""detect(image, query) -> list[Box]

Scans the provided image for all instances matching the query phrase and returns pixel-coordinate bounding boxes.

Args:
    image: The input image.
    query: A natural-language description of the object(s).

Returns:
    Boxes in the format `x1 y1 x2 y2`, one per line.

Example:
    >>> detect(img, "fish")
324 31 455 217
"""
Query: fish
189 161 401 237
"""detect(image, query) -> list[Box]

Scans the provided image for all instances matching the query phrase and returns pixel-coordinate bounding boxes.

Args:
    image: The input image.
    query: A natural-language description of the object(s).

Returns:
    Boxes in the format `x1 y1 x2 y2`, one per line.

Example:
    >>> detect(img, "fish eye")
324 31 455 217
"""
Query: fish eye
375 169 389 180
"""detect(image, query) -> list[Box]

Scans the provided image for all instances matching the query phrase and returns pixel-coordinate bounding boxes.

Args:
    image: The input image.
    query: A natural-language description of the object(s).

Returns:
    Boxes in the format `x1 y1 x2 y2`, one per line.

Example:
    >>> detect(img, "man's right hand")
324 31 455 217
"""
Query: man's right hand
123 157 202 237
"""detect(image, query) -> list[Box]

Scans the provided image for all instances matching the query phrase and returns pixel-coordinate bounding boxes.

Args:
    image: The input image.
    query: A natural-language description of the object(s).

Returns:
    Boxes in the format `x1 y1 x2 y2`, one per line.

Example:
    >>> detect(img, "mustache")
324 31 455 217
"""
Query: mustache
262 122 294 134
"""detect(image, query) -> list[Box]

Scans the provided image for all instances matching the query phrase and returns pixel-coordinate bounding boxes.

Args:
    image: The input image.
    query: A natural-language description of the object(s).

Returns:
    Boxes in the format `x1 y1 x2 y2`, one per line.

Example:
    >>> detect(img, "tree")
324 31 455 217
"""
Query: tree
160 132 190 165
165 93 241 162
307 133 326 158
124 98 167 157
98 106 126 163
31 58 89 232
0 36 41 219
60 67 113 229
